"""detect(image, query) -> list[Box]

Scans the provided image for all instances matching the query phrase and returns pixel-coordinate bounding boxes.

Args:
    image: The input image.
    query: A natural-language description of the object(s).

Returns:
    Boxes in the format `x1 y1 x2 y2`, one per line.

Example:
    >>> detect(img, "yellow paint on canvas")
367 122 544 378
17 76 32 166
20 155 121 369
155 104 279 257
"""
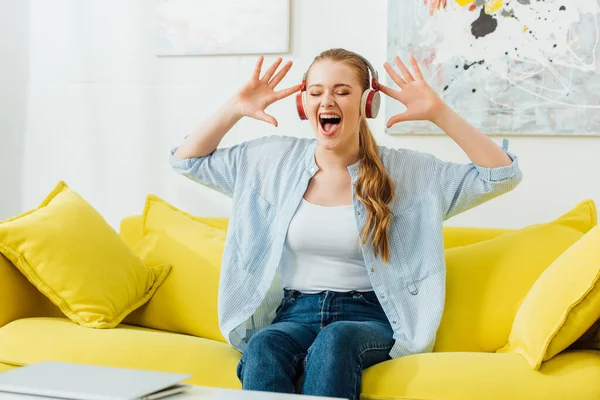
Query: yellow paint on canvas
455 0 474 6
484 0 504 14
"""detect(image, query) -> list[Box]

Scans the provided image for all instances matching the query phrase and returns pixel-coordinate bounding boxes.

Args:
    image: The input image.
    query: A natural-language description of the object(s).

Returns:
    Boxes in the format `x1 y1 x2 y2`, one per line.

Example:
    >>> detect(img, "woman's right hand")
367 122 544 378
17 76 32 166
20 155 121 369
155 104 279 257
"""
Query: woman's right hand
232 56 302 127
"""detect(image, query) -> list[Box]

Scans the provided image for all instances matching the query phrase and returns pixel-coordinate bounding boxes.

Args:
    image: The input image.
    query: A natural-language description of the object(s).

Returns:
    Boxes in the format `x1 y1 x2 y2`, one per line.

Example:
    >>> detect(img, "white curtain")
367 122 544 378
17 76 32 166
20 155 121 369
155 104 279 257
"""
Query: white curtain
20 0 277 228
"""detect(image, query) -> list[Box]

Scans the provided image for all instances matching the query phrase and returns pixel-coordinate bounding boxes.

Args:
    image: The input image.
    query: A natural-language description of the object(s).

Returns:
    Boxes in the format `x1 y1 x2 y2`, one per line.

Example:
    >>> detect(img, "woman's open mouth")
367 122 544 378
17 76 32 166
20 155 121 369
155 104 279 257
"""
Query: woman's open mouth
318 114 342 137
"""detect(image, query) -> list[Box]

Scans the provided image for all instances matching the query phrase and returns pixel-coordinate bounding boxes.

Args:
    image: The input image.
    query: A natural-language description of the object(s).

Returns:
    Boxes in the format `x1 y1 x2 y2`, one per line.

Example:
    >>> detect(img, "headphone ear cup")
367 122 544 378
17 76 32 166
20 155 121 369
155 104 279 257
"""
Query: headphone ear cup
296 91 308 120
367 91 381 119
360 89 370 117
361 89 381 119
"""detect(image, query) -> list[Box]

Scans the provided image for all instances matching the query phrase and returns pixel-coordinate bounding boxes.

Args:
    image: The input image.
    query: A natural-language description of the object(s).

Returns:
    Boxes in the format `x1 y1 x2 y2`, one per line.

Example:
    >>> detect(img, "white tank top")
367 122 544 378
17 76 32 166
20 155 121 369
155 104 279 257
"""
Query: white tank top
280 198 372 294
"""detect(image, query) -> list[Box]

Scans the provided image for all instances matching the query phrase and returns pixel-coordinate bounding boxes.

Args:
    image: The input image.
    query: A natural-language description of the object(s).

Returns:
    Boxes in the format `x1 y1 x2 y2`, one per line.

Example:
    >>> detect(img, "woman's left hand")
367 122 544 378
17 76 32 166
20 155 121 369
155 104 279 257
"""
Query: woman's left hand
379 56 446 128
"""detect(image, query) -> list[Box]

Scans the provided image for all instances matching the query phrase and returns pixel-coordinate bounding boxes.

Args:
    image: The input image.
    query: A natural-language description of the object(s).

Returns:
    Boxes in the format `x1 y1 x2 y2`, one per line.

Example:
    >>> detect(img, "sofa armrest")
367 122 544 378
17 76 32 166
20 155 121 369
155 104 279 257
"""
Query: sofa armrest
0 255 63 328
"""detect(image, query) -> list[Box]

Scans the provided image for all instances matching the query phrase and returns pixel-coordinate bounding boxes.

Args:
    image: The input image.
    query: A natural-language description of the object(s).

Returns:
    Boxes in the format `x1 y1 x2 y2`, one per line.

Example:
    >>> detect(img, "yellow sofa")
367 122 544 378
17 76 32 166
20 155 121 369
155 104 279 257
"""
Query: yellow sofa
0 214 599 400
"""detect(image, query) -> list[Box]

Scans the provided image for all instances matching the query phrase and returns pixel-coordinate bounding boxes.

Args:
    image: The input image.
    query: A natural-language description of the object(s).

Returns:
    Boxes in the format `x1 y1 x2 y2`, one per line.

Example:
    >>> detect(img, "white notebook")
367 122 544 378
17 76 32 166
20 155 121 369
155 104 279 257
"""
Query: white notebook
0 361 192 400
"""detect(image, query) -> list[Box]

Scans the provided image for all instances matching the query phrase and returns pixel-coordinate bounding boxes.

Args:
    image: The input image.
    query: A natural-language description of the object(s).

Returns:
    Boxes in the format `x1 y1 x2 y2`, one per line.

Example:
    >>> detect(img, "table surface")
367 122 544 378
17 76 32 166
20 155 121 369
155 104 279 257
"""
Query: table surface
172 386 343 399
0 385 343 399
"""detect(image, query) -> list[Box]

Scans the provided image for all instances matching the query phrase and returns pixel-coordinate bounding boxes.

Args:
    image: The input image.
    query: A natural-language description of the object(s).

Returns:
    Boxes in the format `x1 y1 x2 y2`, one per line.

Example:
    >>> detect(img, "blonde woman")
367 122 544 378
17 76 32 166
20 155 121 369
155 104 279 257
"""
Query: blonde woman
171 48 522 400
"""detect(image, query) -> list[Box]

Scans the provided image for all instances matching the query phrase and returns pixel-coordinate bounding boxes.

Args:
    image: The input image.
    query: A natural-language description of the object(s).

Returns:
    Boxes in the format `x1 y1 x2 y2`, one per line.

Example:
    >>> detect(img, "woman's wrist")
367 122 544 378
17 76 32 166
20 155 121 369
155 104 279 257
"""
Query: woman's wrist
223 95 245 123
429 102 454 128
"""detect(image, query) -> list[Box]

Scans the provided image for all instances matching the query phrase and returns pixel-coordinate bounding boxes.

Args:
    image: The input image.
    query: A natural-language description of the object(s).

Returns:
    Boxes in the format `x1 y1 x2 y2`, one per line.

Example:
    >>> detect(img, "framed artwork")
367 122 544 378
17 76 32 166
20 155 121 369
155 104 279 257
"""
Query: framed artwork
386 0 600 135
157 0 290 56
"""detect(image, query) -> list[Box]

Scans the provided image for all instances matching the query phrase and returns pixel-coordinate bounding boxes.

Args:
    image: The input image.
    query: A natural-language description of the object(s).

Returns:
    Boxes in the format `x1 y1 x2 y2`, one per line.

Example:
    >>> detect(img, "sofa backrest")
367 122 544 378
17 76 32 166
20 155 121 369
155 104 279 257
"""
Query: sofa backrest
119 215 511 252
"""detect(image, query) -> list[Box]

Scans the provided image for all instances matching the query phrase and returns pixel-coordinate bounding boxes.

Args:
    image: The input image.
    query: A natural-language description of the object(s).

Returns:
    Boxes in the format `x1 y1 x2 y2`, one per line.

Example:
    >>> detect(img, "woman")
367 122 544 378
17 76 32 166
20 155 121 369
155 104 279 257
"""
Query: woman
171 48 522 400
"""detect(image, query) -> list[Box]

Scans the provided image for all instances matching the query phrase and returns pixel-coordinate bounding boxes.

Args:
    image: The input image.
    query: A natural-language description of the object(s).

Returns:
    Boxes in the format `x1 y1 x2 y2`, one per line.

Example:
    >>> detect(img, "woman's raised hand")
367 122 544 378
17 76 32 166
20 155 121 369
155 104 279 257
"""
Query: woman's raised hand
233 56 302 127
379 56 446 128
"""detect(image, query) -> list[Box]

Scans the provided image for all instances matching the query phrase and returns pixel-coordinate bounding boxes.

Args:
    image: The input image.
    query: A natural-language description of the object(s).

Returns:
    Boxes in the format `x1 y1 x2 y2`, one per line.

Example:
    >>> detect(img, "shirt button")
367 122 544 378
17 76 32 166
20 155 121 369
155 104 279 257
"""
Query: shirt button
392 321 397 325
356 211 361 216
310 168 315 173
381 294 385 299
370 268 375 273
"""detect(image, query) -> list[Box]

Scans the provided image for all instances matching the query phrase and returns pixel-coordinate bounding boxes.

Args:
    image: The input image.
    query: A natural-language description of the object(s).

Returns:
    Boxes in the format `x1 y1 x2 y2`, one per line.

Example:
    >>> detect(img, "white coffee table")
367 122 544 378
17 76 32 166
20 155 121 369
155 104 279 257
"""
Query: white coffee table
0 386 342 400
172 386 343 399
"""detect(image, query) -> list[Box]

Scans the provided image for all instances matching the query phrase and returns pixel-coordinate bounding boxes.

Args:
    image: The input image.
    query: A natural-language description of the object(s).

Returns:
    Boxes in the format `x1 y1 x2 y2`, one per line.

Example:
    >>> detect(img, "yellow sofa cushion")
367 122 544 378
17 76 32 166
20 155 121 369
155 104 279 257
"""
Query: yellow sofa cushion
0 318 598 400
0 318 241 389
119 214 229 251
142 195 228 255
441 226 513 249
434 200 597 352
361 350 600 400
125 232 226 342
0 182 171 329
498 225 600 369
123 195 227 341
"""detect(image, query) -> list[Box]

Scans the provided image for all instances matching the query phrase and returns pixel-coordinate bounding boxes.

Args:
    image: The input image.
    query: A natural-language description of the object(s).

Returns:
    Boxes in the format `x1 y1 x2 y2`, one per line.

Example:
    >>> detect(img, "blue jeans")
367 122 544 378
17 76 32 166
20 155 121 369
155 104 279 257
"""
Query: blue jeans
236 289 395 400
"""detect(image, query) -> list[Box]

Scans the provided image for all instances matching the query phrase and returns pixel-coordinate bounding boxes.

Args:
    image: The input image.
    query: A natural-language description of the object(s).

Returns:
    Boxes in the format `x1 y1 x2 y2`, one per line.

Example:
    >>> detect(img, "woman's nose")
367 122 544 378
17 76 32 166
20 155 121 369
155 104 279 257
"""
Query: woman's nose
320 93 335 108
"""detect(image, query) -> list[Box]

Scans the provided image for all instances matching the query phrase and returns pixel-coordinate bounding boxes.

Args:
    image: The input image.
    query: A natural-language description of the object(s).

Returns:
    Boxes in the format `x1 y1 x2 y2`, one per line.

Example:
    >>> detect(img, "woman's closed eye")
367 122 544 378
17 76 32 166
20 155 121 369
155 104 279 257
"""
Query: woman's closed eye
309 92 350 97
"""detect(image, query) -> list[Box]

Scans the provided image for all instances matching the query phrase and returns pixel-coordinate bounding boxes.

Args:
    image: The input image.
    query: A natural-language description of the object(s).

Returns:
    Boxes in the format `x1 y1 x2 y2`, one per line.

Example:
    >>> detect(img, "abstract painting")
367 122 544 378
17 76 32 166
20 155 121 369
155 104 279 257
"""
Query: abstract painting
386 0 600 135
156 0 290 56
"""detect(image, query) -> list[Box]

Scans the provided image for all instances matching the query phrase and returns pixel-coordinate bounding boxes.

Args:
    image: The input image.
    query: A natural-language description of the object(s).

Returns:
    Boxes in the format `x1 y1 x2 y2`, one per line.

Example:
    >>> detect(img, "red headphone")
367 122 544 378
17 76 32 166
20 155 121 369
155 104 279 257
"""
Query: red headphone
296 55 381 120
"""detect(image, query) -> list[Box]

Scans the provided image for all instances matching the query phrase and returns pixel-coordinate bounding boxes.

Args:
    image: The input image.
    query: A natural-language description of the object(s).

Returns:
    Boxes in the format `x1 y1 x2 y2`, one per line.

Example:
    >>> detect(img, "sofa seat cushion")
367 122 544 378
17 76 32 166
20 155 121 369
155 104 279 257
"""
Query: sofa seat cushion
1 319 598 400
0 318 241 389
361 350 600 400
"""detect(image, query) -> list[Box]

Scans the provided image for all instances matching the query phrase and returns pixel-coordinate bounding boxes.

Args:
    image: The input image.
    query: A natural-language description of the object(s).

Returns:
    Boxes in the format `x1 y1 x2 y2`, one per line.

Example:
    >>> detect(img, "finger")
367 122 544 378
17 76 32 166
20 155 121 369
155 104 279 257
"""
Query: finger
387 112 414 128
252 56 264 81
429 0 435 15
273 83 303 101
255 111 278 127
383 62 407 88
410 56 425 81
261 57 283 83
269 60 293 88
379 84 403 100
394 56 415 83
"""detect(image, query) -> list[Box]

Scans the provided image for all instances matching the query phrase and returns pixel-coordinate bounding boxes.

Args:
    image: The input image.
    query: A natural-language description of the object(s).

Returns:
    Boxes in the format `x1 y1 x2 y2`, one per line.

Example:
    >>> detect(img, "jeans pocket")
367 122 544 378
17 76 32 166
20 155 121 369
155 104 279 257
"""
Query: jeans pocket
275 297 291 315
351 291 380 307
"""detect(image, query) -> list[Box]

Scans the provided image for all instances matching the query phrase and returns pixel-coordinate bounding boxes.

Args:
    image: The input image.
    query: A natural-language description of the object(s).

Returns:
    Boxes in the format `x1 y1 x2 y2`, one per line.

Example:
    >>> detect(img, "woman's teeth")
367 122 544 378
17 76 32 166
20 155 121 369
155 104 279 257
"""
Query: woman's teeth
319 115 341 133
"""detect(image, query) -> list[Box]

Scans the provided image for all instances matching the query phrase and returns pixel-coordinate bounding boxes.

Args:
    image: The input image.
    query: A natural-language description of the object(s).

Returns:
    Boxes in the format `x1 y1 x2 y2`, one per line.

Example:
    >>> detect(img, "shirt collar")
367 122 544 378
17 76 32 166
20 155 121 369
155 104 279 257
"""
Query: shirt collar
304 139 361 179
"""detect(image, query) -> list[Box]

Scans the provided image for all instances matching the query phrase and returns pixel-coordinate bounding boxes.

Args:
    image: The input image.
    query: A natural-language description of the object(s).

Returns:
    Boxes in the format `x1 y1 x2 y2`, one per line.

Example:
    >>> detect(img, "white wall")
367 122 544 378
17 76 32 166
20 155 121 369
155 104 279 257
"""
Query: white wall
18 0 600 229
0 0 29 220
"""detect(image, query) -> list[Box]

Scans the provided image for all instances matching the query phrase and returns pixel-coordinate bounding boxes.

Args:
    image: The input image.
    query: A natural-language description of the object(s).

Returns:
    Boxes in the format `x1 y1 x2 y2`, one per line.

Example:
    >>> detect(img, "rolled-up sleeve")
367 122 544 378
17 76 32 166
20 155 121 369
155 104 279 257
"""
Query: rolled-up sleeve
437 150 523 220
169 142 246 198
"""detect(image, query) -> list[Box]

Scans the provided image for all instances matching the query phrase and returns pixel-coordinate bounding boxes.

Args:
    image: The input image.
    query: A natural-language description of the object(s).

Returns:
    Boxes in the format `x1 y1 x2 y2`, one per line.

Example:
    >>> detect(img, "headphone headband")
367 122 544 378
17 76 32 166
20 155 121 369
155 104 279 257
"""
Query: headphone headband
358 55 379 91
299 53 379 91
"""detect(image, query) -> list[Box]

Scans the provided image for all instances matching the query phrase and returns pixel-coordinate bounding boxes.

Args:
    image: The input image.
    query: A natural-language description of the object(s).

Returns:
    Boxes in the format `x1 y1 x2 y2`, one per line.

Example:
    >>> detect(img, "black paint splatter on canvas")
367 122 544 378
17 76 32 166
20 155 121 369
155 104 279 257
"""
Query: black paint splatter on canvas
471 8 498 38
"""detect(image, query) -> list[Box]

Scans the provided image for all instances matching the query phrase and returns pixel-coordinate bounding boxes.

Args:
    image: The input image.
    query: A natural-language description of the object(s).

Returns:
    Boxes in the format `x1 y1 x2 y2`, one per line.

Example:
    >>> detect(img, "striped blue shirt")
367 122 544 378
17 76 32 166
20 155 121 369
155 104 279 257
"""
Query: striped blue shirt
170 135 522 358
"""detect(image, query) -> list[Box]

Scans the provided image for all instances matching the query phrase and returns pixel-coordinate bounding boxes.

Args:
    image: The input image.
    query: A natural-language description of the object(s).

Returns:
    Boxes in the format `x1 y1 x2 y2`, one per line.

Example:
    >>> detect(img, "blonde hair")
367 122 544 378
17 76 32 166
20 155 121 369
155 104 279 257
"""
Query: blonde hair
308 48 395 263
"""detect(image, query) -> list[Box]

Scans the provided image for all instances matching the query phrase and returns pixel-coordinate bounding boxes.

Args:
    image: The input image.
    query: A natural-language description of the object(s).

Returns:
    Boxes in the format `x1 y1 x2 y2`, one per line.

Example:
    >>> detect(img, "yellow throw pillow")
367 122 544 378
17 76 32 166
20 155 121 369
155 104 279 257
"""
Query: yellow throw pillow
142 195 228 254
124 195 227 342
434 200 597 353
126 232 226 342
0 182 171 329
497 225 600 369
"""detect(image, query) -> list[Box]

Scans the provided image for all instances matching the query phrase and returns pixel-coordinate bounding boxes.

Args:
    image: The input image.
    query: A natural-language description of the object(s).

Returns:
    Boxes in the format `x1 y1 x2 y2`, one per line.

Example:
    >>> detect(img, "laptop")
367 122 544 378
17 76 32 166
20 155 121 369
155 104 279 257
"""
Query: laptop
0 361 192 400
